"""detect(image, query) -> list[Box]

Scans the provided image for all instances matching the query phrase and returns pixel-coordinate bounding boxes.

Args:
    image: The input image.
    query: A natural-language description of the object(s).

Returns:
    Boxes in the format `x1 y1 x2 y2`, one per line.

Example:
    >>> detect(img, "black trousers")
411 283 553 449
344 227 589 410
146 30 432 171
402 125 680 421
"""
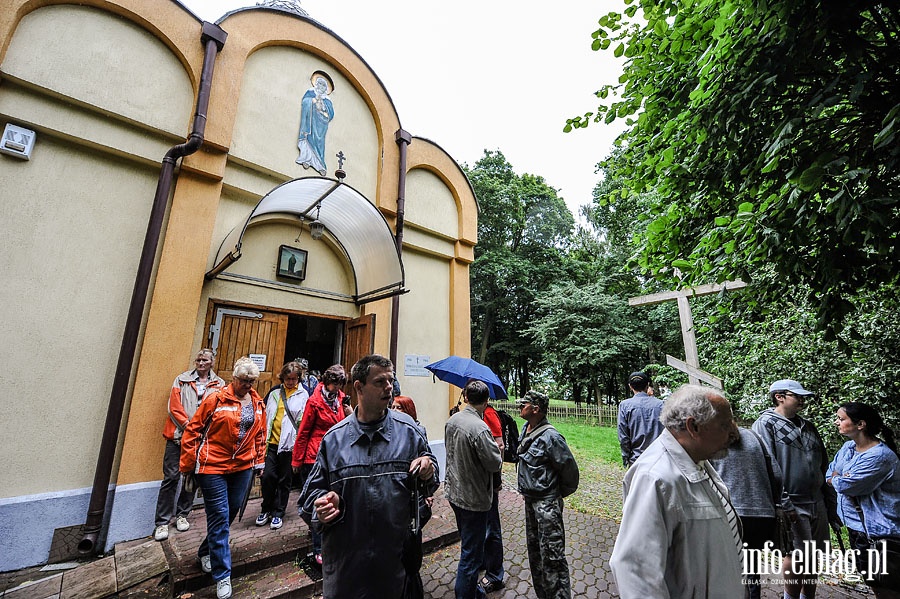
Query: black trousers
260 444 293 517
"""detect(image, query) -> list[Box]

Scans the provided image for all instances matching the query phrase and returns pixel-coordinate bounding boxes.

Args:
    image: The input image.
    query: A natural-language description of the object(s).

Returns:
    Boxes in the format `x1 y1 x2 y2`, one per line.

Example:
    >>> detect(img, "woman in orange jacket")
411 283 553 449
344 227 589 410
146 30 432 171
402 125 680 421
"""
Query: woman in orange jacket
292 364 348 565
180 357 266 599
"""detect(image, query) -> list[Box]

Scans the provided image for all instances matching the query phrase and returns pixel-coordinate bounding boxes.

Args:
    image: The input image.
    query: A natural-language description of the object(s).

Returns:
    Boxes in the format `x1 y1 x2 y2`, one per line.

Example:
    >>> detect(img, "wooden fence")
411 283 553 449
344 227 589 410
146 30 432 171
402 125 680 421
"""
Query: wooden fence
491 401 618 427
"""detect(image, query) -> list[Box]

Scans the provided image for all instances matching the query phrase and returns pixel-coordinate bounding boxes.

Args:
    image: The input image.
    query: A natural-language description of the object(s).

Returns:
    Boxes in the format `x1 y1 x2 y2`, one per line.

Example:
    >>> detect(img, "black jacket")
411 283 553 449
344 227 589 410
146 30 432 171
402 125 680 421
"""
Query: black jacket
300 409 438 599
516 418 580 500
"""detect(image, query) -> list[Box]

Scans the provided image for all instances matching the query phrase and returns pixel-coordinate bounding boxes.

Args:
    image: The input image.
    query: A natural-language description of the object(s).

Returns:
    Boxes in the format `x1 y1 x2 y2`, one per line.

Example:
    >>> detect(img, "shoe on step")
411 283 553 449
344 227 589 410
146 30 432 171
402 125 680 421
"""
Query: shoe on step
255 511 270 526
175 516 190 532
199 554 212 573
216 577 232 599
270 516 283 530
153 524 168 541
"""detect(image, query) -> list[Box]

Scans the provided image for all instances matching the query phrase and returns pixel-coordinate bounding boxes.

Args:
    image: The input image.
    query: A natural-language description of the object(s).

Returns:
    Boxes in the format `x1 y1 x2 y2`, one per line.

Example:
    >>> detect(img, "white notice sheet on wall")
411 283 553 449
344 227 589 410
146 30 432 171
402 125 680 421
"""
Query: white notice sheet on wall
404 354 431 377
249 354 267 372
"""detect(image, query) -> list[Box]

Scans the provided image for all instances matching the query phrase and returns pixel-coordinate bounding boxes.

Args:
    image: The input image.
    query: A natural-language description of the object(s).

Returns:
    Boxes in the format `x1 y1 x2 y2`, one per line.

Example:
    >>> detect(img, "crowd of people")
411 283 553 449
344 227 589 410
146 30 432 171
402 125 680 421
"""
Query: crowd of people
614 373 899 599
153 351 897 599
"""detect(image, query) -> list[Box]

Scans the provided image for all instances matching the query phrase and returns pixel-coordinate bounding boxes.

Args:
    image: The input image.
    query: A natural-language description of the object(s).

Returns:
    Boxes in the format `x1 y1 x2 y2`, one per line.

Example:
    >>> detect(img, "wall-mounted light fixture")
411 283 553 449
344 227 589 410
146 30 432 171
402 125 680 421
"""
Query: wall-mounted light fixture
1 123 36 160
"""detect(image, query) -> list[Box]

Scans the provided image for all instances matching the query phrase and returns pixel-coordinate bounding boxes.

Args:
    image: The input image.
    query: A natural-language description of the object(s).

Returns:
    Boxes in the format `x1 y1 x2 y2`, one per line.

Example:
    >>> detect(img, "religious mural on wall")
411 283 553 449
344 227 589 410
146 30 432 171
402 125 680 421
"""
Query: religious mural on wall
296 71 334 175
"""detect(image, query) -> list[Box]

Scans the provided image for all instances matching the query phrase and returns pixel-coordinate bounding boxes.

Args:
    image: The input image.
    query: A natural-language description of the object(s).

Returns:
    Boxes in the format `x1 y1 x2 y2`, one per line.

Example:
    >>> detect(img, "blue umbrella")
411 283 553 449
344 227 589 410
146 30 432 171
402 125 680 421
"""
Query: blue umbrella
424 356 508 399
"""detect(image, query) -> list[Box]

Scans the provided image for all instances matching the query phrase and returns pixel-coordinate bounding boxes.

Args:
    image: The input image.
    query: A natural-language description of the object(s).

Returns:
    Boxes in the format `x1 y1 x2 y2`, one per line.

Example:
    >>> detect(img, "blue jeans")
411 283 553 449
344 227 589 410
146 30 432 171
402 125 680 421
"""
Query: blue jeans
482 490 504 584
451 503 488 599
197 469 254 581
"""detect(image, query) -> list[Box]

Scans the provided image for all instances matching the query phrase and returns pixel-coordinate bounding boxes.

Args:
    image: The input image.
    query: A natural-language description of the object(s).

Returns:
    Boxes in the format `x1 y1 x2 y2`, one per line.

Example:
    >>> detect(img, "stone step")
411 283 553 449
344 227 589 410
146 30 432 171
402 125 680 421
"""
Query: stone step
171 490 459 599
174 525 459 599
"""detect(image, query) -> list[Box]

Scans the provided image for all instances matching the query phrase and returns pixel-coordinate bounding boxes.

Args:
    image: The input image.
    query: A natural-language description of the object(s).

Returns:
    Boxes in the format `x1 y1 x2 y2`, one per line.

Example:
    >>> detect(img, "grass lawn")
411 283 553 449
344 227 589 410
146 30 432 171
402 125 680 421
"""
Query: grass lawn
502 417 626 522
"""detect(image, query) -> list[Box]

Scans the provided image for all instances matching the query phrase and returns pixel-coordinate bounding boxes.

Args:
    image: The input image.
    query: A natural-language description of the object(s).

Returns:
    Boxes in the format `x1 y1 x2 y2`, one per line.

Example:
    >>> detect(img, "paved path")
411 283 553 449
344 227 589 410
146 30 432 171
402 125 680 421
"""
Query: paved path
0 469 875 599
419 470 873 599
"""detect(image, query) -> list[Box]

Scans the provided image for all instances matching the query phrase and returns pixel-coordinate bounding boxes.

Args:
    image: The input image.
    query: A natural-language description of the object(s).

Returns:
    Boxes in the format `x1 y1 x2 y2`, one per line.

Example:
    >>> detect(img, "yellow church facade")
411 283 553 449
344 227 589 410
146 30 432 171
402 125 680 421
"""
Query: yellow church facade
0 0 477 571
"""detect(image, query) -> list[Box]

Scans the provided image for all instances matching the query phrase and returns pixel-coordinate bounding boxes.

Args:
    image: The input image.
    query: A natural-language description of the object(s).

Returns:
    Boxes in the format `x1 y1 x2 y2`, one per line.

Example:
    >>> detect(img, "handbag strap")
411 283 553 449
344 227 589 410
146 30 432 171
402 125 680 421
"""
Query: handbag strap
849 495 873 541
517 423 554 455
280 388 302 431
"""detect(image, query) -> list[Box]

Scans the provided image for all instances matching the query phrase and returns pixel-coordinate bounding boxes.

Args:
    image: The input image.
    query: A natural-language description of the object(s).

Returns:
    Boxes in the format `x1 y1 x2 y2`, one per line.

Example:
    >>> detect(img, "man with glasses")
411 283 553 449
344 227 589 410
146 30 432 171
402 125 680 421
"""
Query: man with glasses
752 379 839 599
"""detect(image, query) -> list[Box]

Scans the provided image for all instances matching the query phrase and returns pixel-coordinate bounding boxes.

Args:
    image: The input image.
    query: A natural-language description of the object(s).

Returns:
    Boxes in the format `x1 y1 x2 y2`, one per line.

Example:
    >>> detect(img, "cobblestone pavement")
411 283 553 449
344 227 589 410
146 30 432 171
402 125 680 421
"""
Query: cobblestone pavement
0 467 876 599
419 468 873 599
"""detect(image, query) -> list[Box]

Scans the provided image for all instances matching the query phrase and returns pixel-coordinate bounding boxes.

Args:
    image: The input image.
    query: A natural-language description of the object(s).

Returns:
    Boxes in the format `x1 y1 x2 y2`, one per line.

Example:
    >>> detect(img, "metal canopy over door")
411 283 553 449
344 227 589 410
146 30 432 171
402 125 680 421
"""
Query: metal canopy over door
208 306 288 398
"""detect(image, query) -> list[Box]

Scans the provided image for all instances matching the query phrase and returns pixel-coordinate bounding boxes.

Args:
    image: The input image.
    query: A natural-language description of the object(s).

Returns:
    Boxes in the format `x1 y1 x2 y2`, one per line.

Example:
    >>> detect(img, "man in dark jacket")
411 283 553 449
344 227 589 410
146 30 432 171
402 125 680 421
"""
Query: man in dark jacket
517 390 579 599
617 371 664 467
299 355 437 599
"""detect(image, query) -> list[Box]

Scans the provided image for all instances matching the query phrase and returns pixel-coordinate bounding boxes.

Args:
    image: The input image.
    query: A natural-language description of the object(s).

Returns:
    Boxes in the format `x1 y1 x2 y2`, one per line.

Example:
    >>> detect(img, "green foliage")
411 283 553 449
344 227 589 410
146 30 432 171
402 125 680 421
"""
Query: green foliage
466 151 575 396
527 278 646 401
693 280 900 454
572 0 900 339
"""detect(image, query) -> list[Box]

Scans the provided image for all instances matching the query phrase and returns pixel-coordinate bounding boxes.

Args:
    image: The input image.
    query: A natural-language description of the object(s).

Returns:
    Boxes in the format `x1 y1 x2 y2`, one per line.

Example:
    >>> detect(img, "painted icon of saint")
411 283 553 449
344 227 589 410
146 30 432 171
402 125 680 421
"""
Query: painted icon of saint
296 71 334 175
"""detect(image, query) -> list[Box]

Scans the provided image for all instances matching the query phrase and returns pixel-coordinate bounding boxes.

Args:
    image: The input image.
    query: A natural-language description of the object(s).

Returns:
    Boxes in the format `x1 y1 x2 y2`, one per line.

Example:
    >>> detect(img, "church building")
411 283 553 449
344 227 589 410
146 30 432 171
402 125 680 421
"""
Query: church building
0 0 477 571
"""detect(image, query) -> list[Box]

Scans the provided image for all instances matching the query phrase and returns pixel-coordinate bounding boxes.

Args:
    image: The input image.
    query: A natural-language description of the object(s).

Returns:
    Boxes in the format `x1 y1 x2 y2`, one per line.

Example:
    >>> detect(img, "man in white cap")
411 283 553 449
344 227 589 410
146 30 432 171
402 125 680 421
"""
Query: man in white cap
752 379 838 599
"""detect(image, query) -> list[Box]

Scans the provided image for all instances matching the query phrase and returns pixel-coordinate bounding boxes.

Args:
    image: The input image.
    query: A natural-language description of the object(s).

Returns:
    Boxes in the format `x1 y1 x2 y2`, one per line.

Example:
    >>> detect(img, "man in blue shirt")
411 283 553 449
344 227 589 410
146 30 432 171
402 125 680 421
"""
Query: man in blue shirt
617 371 665 467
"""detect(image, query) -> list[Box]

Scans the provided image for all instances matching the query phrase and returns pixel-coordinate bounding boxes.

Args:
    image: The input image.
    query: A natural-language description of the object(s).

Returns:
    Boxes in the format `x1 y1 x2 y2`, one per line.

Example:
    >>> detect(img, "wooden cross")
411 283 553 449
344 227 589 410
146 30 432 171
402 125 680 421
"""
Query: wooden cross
628 280 747 390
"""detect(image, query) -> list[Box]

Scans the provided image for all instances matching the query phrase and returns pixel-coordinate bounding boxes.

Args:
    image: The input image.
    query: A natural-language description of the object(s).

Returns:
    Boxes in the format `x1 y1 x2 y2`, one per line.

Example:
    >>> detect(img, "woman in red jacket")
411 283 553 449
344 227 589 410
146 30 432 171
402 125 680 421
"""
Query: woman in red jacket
180 357 266 599
292 364 348 565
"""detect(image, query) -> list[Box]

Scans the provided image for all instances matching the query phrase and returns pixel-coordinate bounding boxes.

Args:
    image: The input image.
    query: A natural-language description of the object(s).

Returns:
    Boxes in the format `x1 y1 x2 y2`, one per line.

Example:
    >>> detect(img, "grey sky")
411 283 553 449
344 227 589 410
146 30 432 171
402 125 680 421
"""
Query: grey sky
179 0 626 221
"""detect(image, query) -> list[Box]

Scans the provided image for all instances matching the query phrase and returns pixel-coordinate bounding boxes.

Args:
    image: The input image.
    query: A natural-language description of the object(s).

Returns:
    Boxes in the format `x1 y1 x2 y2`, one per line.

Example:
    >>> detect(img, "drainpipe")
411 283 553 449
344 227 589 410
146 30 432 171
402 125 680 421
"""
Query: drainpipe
77 21 227 555
389 129 411 367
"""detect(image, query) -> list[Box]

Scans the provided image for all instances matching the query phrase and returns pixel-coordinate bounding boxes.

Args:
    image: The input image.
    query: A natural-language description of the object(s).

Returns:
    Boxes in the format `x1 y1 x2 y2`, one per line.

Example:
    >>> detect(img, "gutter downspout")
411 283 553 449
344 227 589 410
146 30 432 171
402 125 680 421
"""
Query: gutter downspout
389 129 411 367
78 21 227 555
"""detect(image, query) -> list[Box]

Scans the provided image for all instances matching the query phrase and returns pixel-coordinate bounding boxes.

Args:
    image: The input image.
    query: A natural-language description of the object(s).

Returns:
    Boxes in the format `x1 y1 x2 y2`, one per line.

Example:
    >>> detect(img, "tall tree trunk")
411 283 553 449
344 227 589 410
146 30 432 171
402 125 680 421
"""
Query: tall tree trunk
478 308 495 363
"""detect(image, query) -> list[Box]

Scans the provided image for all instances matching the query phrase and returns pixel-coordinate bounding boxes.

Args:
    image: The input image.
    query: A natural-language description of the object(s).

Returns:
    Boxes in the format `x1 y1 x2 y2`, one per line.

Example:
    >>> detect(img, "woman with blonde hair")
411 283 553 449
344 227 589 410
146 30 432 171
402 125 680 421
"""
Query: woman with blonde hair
180 357 267 599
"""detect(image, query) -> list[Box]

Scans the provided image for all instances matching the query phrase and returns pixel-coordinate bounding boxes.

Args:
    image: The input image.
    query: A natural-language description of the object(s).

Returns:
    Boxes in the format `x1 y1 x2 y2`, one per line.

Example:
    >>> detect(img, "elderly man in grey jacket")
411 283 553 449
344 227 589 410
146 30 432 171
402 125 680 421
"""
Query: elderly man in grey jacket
445 379 503 599
610 384 742 599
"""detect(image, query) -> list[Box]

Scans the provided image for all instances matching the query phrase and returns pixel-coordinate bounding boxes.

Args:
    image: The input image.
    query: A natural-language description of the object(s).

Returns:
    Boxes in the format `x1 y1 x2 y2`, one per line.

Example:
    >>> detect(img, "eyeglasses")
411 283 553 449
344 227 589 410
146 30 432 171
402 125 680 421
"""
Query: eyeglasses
234 377 257 385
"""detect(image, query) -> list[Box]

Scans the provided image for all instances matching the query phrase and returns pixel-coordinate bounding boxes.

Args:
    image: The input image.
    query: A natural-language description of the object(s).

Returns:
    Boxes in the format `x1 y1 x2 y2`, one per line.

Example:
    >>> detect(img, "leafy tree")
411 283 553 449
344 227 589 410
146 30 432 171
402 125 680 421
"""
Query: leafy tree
569 0 900 338
466 151 575 396
528 278 641 403
693 279 900 452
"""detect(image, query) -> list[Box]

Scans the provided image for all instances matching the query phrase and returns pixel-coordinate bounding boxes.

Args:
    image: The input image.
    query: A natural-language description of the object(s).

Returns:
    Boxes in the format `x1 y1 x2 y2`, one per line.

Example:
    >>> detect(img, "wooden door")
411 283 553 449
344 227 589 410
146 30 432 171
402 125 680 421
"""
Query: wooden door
210 306 289 399
342 313 375 404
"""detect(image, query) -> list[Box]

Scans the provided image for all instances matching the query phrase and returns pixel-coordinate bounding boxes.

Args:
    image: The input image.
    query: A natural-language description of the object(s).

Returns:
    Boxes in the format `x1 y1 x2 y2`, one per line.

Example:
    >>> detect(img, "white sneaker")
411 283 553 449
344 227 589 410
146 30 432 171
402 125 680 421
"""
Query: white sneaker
199 554 212 573
216 577 232 599
153 524 169 541
175 516 190 532
270 516 283 530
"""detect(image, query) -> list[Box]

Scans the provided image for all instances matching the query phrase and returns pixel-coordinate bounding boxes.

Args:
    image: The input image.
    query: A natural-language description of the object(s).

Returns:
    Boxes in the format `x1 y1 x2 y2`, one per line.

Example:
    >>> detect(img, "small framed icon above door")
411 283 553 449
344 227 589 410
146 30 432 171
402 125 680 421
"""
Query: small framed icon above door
277 245 307 281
